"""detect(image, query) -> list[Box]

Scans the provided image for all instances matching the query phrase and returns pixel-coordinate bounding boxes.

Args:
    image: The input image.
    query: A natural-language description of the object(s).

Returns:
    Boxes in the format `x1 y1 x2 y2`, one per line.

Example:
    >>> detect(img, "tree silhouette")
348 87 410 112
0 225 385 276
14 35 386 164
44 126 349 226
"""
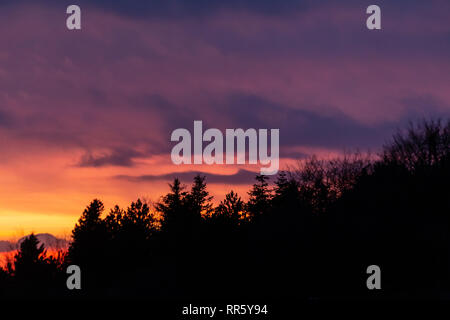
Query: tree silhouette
272 171 300 210
186 174 214 218
104 205 125 235
121 199 155 239
67 199 109 290
156 178 187 234
2 118 449 301
213 190 245 225
246 174 272 219
14 234 46 279
111 199 155 268
11 234 62 296
382 119 450 171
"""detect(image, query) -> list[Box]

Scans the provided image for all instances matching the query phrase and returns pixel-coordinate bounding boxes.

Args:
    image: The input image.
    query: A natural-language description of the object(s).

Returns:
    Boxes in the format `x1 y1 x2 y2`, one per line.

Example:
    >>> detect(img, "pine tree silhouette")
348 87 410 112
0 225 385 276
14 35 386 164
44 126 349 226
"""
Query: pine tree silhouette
246 174 272 219
67 199 109 290
2 118 448 300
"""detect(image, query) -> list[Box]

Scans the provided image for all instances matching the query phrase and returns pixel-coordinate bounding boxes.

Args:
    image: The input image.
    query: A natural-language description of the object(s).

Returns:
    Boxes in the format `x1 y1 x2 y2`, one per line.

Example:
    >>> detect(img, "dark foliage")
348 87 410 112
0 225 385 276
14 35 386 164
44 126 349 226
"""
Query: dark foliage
1 119 449 300
0 234 65 297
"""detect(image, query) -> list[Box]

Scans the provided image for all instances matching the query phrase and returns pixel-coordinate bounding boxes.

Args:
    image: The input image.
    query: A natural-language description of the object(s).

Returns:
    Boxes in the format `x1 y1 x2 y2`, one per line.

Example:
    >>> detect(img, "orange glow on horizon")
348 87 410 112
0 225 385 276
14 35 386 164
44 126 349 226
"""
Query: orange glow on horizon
0 248 67 269
0 144 342 240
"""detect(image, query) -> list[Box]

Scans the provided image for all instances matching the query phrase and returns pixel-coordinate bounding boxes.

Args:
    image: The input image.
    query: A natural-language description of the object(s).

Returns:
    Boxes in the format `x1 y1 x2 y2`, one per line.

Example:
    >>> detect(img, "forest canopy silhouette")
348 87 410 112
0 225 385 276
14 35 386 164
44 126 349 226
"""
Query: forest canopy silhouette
1 118 449 299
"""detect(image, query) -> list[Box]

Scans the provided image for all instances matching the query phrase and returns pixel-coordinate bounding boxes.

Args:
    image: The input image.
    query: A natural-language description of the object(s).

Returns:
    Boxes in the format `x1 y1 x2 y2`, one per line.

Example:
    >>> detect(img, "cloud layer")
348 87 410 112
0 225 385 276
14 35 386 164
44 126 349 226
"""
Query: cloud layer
0 0 449 238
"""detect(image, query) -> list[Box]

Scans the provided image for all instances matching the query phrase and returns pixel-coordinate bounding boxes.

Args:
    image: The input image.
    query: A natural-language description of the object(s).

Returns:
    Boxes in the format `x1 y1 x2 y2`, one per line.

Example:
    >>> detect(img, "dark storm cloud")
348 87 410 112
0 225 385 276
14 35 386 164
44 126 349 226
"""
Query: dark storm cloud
77 148 145 167
115 169 258 185
75 91 450 167
2 0 310 18
1 0 432 19
123 91 395 152
0 0 447 166
90 0 311 18
205 93 396 149
129 94 198 131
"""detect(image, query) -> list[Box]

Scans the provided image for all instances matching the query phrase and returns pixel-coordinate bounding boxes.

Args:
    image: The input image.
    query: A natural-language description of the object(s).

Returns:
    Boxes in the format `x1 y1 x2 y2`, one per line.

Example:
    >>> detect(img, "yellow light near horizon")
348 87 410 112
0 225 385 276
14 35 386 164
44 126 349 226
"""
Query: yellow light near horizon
0 211 77 241
0 181 252 241
0 147 290 241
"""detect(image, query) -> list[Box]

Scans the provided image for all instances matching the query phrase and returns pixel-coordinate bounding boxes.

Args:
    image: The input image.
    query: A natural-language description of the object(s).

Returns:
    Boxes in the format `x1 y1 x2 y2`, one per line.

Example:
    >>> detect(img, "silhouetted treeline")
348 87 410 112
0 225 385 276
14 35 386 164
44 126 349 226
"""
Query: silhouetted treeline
1 119 449 299
0 234 66 298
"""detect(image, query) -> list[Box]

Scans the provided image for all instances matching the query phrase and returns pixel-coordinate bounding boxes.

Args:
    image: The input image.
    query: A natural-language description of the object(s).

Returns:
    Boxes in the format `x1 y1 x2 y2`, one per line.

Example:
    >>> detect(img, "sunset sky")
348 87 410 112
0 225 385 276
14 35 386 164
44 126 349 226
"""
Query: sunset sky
0 0 449 239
